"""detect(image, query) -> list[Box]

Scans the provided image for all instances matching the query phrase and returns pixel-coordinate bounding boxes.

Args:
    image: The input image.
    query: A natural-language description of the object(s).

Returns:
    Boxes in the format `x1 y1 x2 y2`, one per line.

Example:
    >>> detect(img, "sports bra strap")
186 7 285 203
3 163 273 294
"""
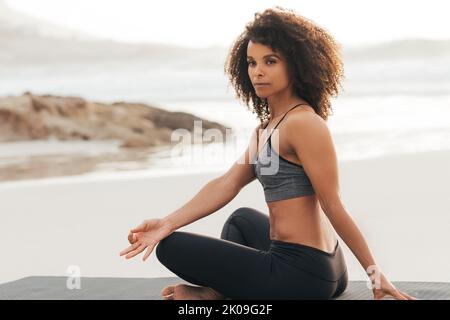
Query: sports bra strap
265 103 308 139
257 103 309 156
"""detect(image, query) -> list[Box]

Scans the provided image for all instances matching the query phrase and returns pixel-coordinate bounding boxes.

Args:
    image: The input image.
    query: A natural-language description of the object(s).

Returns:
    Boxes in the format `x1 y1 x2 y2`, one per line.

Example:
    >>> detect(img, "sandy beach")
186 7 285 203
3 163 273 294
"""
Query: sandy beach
0 149 449 285
1 0 450 299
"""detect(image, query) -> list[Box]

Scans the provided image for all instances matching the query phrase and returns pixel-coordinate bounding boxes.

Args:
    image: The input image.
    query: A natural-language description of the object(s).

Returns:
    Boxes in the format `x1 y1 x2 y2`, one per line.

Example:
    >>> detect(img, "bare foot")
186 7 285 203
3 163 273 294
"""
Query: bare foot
161 283 226 300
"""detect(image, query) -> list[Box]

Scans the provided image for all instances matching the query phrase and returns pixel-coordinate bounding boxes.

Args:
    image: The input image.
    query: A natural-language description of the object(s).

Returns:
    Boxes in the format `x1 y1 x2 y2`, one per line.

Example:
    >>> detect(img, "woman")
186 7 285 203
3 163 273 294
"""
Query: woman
119 7 416 300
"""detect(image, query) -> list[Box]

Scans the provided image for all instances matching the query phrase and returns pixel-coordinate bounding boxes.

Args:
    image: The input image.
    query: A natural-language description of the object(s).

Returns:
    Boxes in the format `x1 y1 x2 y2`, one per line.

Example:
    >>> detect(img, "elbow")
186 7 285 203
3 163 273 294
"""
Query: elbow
319 196 345 218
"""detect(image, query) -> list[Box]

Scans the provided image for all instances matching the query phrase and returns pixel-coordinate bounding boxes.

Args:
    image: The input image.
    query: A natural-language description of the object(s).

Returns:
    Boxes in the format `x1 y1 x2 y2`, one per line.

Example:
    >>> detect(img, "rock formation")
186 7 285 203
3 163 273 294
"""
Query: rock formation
0 92 228 148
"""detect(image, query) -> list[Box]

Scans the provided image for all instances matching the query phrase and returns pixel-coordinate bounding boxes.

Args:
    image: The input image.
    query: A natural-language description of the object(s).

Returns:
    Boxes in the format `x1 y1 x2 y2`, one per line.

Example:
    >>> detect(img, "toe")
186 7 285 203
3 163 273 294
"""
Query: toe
163 293 174 300
161 285 174 297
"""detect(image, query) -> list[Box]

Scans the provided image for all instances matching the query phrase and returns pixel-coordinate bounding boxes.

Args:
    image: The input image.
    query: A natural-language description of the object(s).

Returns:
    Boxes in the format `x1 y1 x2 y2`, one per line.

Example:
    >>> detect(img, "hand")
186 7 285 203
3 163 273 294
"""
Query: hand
369 271 417 300
128 230 137 244
119 218 174 261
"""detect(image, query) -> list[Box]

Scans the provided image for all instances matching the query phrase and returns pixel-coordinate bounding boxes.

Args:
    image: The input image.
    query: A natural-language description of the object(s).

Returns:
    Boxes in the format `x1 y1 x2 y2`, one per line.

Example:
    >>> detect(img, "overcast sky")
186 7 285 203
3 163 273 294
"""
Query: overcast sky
6 0 450 49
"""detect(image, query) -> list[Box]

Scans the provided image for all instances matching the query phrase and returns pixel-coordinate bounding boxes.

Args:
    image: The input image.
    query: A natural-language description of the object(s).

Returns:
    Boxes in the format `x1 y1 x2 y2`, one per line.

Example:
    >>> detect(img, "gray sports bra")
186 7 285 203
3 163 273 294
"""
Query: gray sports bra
253 103 315 202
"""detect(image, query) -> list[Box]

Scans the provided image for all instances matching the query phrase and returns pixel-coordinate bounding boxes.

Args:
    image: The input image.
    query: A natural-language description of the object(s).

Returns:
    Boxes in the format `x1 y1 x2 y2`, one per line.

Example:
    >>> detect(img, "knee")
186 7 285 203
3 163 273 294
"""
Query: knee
224 207 259 229
226 207 253 223
220 207 252 239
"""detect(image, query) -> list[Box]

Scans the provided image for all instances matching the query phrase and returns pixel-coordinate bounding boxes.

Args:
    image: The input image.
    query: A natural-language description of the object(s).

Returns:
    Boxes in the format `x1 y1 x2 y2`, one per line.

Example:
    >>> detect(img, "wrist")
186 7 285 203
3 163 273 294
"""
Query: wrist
365 264 384 290
365 264 382 276
162 216 176 232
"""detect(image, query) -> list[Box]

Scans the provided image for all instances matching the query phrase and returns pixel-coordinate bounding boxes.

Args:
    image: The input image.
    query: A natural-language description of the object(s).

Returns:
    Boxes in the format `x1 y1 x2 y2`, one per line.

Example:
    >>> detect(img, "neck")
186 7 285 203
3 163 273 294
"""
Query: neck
266 88 307 119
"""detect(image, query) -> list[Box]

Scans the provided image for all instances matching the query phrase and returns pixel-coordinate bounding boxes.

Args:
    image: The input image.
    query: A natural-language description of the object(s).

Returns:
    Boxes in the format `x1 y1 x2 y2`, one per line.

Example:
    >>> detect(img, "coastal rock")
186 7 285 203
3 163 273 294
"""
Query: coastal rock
0 92 228 148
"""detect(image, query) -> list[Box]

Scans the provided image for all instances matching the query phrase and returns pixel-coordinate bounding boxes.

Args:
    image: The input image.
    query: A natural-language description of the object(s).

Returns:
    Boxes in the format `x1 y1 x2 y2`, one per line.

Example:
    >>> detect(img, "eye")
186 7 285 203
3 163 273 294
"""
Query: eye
247 60 276 67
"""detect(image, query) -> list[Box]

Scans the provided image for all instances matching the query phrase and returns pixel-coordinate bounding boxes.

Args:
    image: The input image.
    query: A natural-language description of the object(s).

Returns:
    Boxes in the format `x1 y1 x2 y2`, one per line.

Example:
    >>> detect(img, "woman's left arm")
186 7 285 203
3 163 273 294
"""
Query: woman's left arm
285 112 416 300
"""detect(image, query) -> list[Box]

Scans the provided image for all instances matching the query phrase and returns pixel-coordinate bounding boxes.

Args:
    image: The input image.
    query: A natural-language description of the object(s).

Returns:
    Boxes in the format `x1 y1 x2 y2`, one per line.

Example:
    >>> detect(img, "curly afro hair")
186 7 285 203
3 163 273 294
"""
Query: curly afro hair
224 6 345 123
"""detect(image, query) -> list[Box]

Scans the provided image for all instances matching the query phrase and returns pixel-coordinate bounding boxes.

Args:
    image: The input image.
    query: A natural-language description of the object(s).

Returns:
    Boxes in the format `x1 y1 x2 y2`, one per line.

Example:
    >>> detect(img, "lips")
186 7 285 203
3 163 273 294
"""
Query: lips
254 83 270 87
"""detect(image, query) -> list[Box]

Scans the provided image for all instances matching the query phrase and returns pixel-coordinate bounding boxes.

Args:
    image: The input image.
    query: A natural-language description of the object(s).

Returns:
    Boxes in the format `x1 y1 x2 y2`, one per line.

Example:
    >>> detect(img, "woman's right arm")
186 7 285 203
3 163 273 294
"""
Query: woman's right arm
162 124 261 232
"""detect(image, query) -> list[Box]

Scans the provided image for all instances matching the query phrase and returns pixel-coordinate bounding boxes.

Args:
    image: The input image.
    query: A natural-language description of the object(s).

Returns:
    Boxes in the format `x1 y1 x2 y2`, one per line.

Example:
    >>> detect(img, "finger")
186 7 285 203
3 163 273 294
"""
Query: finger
142 244 155 261
119 241 141 256
128 232 138 244
399 290 418 300
391 289 407 300
131 223 146 233
125 243 147 259
120 241 140 256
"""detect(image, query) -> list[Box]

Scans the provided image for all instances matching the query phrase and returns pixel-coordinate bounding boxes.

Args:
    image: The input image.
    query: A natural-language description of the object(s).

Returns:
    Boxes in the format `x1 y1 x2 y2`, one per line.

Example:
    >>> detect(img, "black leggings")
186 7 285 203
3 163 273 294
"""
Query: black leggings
155 207 348 299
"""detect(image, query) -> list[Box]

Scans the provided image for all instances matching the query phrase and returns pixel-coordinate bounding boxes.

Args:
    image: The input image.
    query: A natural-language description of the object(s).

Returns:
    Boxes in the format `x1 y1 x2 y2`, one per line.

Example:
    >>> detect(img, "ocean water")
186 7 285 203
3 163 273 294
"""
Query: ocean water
3 94 449 180
142 94 450 172
1 55 450 176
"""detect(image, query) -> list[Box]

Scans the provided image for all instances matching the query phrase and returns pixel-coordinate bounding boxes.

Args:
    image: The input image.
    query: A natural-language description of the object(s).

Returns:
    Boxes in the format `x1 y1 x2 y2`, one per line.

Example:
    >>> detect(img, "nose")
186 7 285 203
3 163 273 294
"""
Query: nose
251 67 265 82
248 61 264 75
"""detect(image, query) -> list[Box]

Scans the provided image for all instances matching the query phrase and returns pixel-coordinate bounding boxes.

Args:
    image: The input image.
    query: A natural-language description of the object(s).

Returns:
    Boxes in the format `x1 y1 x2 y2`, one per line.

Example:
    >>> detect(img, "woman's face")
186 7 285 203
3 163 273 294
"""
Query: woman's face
246 40 292 99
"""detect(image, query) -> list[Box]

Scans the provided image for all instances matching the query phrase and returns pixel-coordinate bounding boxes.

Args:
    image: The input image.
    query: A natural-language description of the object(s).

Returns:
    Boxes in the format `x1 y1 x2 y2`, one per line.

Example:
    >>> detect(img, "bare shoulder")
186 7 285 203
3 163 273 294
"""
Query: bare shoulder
285 107 331 143
287 106 327 129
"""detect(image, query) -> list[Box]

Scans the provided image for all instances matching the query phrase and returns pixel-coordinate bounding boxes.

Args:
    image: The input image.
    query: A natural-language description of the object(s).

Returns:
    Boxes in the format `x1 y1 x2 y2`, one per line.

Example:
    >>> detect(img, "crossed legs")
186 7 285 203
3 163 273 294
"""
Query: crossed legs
156 207 271 300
